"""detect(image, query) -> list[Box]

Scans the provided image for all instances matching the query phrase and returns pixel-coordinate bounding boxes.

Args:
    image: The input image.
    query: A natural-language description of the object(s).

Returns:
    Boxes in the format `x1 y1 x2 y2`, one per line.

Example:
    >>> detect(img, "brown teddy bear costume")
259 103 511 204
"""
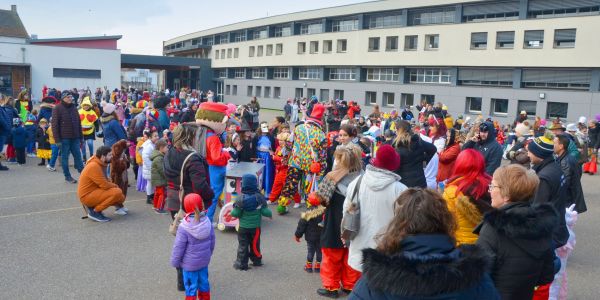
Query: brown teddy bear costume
111 140 130 197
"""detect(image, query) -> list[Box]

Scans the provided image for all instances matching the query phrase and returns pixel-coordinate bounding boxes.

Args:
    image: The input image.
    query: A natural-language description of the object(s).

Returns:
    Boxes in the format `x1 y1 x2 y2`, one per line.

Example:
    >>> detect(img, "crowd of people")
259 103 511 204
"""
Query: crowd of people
0 86 596 300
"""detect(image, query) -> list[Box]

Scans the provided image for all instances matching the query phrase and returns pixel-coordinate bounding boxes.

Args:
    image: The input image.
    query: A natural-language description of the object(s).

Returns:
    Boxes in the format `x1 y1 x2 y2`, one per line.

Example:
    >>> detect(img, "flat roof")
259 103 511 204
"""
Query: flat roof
30 35 122 43
121 54 210 70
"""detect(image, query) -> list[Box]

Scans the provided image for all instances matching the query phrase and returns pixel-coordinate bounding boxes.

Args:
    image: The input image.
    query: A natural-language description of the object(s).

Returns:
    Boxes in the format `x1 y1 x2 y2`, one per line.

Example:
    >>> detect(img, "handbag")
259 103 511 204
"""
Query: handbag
341 175 364 242
169 151 197 236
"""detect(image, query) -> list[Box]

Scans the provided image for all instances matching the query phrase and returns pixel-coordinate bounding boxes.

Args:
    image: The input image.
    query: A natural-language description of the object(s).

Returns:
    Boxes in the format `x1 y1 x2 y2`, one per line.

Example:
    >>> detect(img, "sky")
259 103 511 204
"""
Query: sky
6 0 369 55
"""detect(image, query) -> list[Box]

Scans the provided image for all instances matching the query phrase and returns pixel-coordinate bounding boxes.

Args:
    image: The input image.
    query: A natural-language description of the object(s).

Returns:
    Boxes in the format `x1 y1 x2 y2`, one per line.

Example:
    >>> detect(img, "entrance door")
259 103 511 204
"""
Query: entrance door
216 81 224 102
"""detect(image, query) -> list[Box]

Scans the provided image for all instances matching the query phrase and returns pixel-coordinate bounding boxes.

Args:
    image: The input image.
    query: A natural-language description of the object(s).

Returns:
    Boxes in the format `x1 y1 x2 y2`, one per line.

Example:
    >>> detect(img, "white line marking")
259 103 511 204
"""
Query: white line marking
0 191 77 201
0 198 146 219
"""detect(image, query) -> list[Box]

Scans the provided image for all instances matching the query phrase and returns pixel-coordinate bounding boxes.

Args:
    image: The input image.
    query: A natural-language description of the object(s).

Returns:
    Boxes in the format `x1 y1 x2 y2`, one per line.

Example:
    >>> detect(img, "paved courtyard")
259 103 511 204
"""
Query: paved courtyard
1 109 599 299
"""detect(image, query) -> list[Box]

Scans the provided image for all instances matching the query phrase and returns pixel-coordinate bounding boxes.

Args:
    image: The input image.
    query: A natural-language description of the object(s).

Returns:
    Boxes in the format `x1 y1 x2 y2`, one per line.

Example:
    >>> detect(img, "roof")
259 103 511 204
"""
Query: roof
30 35 122 43
121 54 210 70
0 8 29 38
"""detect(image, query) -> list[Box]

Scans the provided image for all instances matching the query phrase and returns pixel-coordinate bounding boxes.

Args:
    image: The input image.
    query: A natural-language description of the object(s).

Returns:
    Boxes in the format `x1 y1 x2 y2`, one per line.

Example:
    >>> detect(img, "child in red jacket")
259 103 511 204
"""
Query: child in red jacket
269 132 300 206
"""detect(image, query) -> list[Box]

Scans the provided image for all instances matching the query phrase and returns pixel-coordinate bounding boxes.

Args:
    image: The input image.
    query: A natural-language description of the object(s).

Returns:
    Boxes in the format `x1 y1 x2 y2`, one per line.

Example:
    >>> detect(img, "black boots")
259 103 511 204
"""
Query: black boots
176 267 185 291
147 194 154 204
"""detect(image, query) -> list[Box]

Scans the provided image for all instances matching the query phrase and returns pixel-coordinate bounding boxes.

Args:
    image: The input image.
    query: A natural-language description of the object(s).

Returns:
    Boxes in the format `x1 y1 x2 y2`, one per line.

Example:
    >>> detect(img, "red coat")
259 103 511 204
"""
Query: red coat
206 130 230 167
437 143 461 183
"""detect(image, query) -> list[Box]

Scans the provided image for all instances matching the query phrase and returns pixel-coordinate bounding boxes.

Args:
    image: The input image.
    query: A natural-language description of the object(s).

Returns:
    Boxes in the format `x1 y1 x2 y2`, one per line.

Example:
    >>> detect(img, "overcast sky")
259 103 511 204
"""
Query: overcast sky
7 0 369 55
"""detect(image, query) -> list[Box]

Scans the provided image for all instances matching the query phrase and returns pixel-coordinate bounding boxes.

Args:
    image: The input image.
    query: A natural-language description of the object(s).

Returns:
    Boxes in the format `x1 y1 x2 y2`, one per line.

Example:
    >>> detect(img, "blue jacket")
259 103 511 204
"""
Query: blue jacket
101 115 127 148
0 106 18 137
11 126 27 148
350 234 499 300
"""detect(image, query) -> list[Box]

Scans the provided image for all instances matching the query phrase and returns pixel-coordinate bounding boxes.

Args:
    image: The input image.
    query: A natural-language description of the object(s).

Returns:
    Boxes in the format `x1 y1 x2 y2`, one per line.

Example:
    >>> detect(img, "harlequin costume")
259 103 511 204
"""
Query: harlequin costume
277 104 327 214
195 102 231 224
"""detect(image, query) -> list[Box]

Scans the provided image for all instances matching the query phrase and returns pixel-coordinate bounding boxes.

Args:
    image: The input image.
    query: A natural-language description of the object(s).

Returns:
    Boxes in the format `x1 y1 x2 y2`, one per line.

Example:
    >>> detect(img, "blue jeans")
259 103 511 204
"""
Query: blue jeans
0 135 5 164
81 139 94 160
183 267 210 296
60 138 84 179
206 165 226 223
49 145 60 167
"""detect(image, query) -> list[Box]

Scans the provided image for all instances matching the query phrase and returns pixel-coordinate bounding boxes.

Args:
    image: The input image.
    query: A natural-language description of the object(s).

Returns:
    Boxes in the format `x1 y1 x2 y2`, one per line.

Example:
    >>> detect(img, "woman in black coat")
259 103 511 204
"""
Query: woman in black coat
475 164 557 300
392 120 437 188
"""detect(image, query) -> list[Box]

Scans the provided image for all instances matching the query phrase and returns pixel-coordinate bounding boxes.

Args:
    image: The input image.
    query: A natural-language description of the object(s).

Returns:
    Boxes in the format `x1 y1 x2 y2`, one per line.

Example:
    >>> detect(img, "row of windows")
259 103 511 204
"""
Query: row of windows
470 29 577 50
248 44 283 57
235 85 281 99
466 97 568 119
214 48 239 60
166 0 600 51
298 39 348 54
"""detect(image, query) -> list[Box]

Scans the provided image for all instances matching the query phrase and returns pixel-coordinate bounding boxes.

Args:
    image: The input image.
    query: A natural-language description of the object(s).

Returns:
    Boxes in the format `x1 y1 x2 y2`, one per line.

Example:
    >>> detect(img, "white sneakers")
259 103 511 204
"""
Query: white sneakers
114 207 128 215
46 165 56 172
293 203 301 209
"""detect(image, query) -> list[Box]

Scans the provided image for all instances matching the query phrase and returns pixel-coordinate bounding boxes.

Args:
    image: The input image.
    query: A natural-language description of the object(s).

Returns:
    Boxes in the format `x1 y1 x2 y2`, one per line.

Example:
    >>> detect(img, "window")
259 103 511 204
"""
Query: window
247 86 253 96
404 35 418 50
214 50 219 59
295 88 304 98
275 44 283 55
458 68 513 87
366 91 377 105
386 36 399 51
52 68 101 79
320 89 330 102
298 42 306 54
337 39 348 52
523 69 591 90
524 30 544 48
220 51 225 59
252 68 266 79
496 31 515 49
491 98 508 115
225 85 231 95
554 29 576 48
227 48 232 58
383 93 395 107
255 86 262 97
528 0 600 19
249 46 255 57
421 94 435 104
425 34 439 50
234 48 239 58
299 67 321 80
264 86 271 98
471 32 488 49
266 45 273 56
409 68 452 84
257 45 264 57
274 87 281 99
517 100 537 116
300 22 323 35
310 41 319 54
466 97 483 113
274 25 291 37
273 68 289 79
232 85 238 96
215 69 227 78
368 13 402 29
368 37 380 51
366 68 400 82
252 28 268 40
331 19 359 32
234 68 246 78
401 93 415 107
234 31 246 42
408 7 456 25
329 68 357 80
307 88 316 97
218 34 229 44
323 40 333 53
334 90 345 100
462 1 519 22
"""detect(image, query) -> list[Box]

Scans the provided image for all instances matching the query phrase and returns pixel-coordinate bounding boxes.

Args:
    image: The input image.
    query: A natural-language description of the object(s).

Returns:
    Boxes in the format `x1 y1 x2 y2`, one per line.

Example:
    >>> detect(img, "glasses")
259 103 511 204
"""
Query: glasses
488 184 501 192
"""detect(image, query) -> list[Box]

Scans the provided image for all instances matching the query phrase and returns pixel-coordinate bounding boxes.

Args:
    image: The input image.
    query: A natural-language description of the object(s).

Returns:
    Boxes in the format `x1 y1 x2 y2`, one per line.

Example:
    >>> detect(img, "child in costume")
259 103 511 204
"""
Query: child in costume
237 123 256 163
79 97 98 161
223 132 241 170
36 118 52 166
231 174 272 270
294 202 324 273
11 118 27 165
269 132 300 206
255 122 275 197
151 139 169 214
110 140 130 198
25 110 37 157
171 193 215 300
136 135 148 192
46 121 58 171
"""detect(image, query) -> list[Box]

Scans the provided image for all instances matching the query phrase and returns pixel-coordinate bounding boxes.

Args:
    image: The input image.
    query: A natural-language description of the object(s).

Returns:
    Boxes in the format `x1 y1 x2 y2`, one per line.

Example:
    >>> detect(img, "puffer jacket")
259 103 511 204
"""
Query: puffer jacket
475 202 558 300
343 165 407 272
101 115 127 148
556 152 587 214
141 139 155 180
51 100 82 143
443 184 493 245
38 102 54 125
150 150 166 187
163 148 214 211
171 214 215 271
350 234 499 300
295 206 324 243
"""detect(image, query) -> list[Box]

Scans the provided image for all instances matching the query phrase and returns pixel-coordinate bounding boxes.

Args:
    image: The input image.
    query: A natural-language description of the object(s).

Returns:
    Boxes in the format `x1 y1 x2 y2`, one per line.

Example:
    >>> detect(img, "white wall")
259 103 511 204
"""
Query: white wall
0 42 120 101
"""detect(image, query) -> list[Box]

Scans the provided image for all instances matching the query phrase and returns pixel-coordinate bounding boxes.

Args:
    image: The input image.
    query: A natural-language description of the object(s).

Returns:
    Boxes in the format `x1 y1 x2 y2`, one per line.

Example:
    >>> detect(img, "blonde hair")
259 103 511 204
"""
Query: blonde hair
493 164 539 202
326 144 363 183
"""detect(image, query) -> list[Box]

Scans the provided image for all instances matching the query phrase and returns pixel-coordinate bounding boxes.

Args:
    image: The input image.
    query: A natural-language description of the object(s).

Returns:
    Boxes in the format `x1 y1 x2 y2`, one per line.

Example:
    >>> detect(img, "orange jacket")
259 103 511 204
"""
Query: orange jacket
77 156 118 198
437 143 461 182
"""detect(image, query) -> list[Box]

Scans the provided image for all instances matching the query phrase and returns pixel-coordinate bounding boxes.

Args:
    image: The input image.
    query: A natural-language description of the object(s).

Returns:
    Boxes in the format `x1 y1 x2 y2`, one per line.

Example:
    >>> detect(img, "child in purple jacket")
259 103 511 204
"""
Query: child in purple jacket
171 193 215 300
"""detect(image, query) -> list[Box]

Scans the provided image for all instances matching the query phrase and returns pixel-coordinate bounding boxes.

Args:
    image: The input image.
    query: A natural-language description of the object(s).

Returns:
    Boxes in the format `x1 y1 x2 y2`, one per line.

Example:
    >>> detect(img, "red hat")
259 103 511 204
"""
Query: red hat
371 144 400 172
183 193 204 213
310 104 325 120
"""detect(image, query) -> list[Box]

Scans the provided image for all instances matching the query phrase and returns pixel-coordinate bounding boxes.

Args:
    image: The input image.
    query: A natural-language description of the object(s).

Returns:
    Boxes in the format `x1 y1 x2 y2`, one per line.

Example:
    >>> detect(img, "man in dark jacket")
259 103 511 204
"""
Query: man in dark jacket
51 91 84 183
554 134 587 214
463 121 503 176
283 99 292 122
527 134 569 248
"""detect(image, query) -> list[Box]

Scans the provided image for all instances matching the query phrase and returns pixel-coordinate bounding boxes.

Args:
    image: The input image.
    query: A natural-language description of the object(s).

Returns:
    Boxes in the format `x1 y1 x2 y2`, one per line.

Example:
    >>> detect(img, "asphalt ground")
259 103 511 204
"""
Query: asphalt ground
0 108 598 299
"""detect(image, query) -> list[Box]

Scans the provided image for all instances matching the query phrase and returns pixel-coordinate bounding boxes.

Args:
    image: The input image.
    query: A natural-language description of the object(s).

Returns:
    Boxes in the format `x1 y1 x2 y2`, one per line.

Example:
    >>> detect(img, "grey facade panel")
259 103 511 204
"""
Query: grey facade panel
529 0 600 11
463 1 520 15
